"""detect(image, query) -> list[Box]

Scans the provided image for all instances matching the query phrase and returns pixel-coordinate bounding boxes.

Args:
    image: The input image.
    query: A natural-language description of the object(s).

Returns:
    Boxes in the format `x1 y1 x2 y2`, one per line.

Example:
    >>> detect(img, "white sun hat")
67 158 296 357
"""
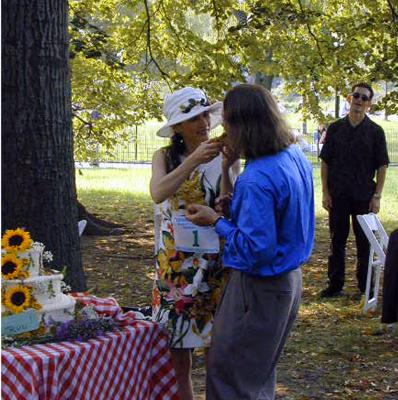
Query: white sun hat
157 87 223 138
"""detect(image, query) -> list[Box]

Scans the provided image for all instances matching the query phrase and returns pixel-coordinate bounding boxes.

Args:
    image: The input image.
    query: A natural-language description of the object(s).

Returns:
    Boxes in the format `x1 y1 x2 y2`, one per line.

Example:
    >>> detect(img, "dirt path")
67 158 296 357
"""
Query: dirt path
80 214 398 400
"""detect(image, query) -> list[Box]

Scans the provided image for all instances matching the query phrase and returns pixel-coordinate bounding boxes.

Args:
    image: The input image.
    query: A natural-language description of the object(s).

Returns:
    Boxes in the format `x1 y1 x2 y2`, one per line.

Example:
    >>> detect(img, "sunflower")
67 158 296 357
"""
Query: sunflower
3 286 32 313
1 253 24 280
2 228 32 253
30 297 42 310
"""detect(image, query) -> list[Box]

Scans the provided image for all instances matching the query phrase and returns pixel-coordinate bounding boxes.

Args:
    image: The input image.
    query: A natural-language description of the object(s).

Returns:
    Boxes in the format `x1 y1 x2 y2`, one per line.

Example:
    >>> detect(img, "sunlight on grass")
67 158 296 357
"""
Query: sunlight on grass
312 167 398 233
76 165 398 231
76 163 398 400
77 167 151 195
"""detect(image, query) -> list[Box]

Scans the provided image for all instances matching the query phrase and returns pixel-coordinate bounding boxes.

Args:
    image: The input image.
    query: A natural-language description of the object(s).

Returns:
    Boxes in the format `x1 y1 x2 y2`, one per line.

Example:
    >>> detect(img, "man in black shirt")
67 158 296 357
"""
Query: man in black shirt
319 82 389 298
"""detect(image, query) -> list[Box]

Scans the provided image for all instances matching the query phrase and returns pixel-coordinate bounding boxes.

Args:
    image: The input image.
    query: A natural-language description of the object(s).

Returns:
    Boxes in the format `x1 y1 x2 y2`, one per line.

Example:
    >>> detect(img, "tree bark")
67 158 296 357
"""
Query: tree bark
384 81 389 121
2 0 87 291
254 50 274 91
335 88 340 119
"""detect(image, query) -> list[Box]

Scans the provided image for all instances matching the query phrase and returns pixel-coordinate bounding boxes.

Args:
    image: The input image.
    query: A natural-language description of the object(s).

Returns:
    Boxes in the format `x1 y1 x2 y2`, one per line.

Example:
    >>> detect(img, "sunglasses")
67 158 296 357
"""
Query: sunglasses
352 92 370 102
180 98 210 114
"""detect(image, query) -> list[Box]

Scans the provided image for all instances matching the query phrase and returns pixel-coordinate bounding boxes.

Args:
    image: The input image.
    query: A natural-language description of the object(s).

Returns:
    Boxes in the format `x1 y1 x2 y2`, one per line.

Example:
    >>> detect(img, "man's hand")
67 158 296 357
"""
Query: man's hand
369 197 381 213
186 204 219 226
215 193 232 216
322 191 332 211
221 145 240 171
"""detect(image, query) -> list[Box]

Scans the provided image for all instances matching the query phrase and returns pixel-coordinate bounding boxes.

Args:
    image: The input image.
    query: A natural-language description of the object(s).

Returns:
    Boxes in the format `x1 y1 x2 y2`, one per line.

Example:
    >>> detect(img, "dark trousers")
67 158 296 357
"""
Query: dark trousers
382 229 398 324
328 197 370 292
206 269 302 400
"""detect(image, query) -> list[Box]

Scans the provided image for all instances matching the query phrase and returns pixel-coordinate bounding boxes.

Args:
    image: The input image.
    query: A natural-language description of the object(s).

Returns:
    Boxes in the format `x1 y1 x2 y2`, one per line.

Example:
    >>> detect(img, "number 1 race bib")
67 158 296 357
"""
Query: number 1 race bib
172 214 220 254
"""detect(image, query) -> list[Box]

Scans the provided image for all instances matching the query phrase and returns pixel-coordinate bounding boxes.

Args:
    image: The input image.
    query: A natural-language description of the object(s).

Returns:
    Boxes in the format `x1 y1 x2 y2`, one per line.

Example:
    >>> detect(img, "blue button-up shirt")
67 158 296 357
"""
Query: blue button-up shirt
215 145 315 277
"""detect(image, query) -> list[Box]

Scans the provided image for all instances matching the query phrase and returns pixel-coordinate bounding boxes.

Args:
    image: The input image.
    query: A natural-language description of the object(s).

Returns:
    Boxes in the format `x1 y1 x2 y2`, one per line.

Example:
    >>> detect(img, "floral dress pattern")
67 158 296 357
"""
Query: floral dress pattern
152 155 229 348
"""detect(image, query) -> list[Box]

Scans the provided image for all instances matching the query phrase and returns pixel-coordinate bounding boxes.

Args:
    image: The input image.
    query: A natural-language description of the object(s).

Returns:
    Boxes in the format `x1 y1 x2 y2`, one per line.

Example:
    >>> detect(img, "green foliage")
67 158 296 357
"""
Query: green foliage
70 0 398 158
70 0 165 161
231 0 398 121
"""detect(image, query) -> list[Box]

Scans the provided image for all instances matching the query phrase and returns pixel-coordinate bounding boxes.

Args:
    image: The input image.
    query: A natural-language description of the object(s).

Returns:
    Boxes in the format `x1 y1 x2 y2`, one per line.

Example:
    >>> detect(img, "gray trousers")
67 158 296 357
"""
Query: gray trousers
206 268 302 400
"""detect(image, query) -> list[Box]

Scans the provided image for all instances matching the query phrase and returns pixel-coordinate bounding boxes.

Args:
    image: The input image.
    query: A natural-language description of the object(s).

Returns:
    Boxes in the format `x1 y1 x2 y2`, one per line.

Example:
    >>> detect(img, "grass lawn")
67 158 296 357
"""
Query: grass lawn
76 164 398 400
77 165 398 232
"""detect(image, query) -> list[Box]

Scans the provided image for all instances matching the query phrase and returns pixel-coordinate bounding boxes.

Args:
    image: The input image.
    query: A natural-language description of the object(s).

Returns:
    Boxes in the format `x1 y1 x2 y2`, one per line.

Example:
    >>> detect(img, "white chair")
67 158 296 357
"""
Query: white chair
78 219 87 237
356 213 389 313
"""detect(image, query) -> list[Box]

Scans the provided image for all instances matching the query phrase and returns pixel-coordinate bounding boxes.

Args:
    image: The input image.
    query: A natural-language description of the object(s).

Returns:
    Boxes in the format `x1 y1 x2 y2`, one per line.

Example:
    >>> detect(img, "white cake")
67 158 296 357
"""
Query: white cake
1 229 76 325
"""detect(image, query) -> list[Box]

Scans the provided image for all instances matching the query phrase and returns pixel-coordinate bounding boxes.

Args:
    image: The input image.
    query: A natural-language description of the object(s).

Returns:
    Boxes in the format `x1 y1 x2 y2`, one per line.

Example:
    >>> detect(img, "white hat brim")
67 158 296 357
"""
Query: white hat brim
157 102 223 138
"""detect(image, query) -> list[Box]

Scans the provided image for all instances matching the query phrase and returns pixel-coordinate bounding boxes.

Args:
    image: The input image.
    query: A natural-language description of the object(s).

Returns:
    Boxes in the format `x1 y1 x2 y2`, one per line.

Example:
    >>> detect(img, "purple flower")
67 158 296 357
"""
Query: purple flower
50 316 117 342
91 110 101 120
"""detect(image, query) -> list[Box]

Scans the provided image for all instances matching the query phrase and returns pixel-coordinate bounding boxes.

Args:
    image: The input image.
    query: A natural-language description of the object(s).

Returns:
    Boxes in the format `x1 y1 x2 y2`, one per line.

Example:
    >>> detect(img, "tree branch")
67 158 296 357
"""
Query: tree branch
296 0 326 65
211 0 221 72
159 2 197 55
386 0 397 24
211 0 221 40
129 19 149 52
143 0 171 88
72 112 92 128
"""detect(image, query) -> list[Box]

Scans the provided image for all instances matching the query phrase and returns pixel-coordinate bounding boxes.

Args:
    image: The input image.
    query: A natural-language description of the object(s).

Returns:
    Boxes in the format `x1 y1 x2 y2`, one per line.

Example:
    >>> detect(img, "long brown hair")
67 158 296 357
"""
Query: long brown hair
164 133 186 173
223 84 293 159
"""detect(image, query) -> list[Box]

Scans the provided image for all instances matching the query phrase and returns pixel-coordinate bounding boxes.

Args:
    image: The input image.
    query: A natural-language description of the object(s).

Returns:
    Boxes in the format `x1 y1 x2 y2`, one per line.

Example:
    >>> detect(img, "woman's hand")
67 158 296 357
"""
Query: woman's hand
186 204 219 226
187 140 223 167
150 141 221 204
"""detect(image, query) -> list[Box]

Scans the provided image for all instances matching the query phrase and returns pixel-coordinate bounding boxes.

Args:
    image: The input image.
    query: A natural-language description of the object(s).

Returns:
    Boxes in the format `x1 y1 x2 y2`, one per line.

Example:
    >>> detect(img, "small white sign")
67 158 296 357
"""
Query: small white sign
2 310 40 336
173 215 220 254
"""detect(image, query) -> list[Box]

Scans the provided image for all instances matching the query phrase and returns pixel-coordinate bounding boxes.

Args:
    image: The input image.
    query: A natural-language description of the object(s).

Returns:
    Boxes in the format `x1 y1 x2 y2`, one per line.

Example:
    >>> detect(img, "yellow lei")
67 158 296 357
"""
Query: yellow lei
169 170 206 211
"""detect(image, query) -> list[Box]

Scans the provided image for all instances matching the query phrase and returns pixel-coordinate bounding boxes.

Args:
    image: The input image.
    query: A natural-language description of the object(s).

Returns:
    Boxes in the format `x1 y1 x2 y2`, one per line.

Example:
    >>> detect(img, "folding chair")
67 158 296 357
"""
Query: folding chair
356 213 389 313
78 219 87 237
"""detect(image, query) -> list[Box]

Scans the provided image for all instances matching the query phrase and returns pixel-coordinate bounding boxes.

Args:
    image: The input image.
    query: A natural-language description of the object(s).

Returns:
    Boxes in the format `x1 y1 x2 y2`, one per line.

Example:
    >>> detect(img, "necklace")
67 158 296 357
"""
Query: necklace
170 170 206 211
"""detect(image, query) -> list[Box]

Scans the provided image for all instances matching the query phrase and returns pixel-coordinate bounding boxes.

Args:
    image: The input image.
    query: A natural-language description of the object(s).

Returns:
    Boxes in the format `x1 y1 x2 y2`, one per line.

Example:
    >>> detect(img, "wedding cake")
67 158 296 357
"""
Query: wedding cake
1 228 75 325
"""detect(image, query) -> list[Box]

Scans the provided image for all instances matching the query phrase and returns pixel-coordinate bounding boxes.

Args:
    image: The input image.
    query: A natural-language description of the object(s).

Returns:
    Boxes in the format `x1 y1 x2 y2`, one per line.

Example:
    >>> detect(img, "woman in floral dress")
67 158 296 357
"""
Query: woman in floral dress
150 87 239 400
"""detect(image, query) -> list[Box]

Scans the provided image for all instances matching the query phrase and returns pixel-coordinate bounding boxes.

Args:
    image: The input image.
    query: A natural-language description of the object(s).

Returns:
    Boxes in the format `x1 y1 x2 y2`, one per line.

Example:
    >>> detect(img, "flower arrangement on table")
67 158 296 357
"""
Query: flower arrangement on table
1 228 47 314
3 284 42 314
2 302 119 349
1 228 120 349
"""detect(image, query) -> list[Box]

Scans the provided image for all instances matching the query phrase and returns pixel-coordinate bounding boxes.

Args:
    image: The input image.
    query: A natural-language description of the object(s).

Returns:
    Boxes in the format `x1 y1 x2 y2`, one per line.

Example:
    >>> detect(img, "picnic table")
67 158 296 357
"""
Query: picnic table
1 295 178 400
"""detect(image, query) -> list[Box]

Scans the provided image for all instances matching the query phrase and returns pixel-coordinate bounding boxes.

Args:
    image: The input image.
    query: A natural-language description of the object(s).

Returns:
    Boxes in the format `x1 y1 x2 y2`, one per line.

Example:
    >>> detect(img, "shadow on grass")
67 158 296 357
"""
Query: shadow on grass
77 184 398 400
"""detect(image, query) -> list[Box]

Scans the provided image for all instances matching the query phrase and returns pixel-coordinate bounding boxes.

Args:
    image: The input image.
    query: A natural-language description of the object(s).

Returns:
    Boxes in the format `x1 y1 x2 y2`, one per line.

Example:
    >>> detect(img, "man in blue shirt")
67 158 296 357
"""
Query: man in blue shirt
187 84 315 400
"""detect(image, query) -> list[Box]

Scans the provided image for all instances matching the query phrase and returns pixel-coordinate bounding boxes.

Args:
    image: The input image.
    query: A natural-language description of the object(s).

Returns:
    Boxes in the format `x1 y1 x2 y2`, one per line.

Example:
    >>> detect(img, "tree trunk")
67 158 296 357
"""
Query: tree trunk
384 81 389 121
302 120 307 135
255 71 274 91
254 50 274 91
2 0 87 291
335 88 340 119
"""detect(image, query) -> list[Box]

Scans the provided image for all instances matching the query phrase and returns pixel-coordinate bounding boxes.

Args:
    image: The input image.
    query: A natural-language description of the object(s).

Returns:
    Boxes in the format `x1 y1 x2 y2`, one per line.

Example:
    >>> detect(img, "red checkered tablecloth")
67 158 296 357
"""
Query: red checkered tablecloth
1 295 178 400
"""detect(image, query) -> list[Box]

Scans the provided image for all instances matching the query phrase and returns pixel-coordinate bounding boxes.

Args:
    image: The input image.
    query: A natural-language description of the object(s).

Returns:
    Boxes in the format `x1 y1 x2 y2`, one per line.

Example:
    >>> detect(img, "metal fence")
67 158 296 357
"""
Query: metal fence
85 126 398 166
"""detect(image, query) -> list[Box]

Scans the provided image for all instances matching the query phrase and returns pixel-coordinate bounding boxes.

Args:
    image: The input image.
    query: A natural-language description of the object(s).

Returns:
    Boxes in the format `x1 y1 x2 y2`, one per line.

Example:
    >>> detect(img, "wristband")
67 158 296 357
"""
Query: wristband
373 193 381 199
212 215 224 227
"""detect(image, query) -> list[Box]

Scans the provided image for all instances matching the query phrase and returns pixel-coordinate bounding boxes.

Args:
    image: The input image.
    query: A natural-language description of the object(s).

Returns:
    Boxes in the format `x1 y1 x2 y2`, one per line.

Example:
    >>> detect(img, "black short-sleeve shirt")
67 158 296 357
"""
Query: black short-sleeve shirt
319 115 389 200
